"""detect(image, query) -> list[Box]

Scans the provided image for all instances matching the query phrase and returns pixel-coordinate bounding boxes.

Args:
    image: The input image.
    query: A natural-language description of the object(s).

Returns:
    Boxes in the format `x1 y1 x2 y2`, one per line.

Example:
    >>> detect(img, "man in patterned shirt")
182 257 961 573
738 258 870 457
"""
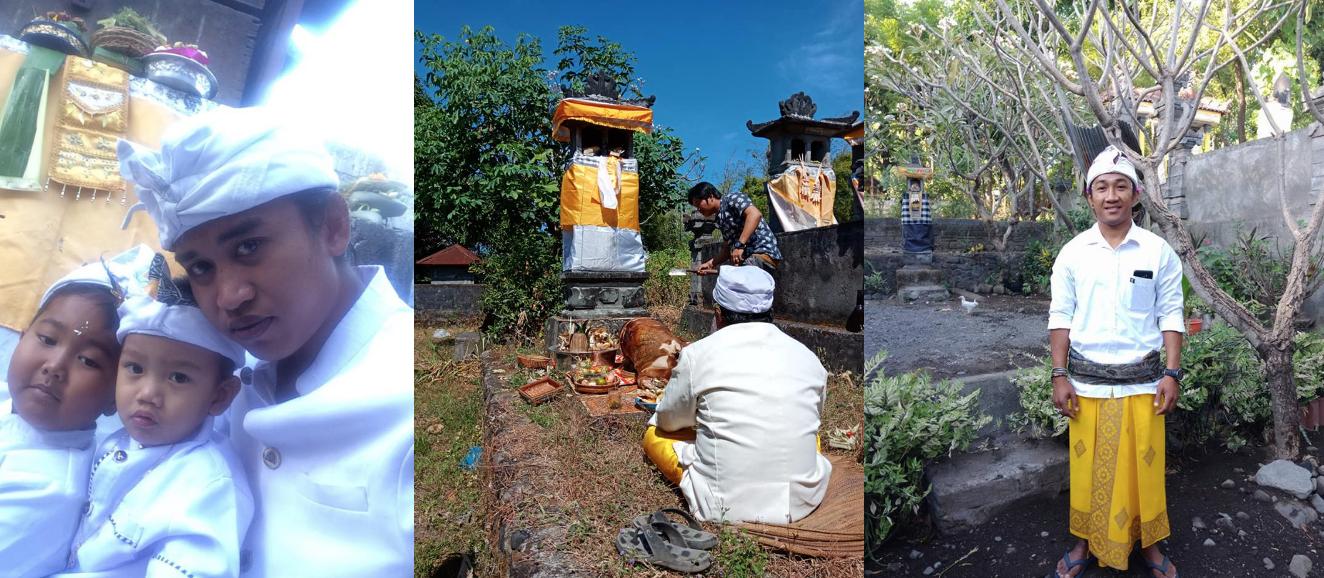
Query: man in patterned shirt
688 182 782 275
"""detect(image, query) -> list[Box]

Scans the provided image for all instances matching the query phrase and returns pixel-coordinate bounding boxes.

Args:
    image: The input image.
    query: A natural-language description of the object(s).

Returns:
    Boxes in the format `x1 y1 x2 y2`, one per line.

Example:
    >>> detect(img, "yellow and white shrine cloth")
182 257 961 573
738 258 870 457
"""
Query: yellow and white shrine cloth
560 151 645 272
552 98 653 143
767 163 836 231
1069 395 1169 571
0 37 201 332
49 55 128 197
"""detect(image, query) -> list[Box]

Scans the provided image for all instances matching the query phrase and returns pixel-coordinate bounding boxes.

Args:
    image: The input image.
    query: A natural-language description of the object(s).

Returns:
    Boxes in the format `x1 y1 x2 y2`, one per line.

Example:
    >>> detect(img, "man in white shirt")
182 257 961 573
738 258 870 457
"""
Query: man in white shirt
116 107 413 577
1047 146 1185 578
643 265 832 524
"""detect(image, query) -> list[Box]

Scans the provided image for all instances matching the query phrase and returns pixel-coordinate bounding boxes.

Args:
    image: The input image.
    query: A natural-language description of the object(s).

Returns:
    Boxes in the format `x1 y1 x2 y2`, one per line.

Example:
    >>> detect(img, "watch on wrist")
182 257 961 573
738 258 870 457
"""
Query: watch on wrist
732 240 746 250
1162 368 1184 382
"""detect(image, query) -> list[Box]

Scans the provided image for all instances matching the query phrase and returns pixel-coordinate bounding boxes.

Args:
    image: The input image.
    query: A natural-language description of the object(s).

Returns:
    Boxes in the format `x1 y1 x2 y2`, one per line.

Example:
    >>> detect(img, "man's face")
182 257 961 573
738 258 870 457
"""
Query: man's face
690 197 720 218
7 293 118 431
172 195 344 362
116 334 238 446
1088 173 1137 227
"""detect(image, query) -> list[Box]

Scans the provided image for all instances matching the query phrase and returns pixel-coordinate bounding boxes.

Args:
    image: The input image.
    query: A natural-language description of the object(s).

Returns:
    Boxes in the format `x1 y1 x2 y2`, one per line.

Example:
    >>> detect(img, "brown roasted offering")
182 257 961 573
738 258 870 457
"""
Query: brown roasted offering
618 318 688 380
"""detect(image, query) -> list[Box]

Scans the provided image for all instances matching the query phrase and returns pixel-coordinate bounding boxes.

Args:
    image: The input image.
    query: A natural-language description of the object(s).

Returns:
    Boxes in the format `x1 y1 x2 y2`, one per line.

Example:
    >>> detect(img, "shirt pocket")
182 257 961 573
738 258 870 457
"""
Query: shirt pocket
1129 276 1157 312
295 474 369 513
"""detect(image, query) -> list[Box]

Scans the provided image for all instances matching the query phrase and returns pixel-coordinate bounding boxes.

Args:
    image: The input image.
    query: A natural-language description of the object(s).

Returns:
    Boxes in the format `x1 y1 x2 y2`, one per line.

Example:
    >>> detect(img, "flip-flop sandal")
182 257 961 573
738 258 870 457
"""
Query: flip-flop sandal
1044 549 1092 578
616 521 713 573
1145 555 1179 578
632 508 718 550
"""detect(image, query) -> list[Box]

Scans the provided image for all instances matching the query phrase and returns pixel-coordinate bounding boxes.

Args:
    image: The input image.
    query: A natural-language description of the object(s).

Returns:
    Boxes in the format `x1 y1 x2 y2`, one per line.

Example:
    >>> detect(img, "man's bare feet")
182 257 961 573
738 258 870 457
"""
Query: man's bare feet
1142 544 1177 578
1053 539 1090 578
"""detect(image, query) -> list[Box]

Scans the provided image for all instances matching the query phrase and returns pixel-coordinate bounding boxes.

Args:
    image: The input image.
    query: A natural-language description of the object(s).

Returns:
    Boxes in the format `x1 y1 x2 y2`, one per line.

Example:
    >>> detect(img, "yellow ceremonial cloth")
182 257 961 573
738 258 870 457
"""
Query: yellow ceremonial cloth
843 125 864 146
50 56 129 193
559 160 639 231
552 98 653 143
1069 395 1170 571
767 165 837 228
643 426 821 486
0 45 178 332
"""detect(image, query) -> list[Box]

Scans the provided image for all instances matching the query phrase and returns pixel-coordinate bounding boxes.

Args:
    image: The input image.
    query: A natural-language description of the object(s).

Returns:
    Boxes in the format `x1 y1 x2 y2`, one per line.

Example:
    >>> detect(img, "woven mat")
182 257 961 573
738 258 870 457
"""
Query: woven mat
738 454 864 558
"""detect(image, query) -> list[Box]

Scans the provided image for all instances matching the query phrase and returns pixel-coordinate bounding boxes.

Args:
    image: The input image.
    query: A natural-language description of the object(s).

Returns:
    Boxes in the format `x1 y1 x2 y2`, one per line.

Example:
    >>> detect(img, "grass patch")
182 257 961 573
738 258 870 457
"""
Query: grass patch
414 324 491 577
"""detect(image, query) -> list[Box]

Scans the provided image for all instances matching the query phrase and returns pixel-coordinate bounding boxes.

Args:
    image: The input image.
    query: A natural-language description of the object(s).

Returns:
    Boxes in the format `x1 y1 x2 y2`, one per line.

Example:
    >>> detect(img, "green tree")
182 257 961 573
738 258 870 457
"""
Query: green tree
415 25 698 341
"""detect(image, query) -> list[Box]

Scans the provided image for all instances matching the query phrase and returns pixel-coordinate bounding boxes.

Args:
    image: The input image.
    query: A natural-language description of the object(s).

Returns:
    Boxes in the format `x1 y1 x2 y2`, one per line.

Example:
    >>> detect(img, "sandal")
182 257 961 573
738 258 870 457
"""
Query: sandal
616 520 714 573
632 508 718 550
1044 548 1092 578
1145 555 1179 578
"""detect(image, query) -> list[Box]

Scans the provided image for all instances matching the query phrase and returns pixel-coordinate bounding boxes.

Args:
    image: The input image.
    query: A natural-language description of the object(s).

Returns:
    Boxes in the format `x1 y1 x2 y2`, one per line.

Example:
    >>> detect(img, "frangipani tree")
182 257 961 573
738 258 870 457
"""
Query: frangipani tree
982 0 1322 459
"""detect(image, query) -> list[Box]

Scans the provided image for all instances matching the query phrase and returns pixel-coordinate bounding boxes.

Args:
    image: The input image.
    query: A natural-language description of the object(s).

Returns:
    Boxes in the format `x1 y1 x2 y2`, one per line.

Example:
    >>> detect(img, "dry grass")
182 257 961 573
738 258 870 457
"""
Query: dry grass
484 320 864 577
415 323 491 577
416 314 864 577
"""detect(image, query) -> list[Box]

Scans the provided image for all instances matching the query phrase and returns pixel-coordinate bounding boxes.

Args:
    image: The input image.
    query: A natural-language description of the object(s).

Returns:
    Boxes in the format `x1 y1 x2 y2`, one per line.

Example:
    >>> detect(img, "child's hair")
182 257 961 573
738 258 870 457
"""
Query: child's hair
30 283 121 329
687 182 722 204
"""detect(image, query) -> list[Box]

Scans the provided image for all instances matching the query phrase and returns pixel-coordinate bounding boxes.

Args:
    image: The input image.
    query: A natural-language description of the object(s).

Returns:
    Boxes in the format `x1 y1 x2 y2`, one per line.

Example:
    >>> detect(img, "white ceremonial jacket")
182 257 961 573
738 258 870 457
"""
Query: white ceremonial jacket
1048 223 1185 398
226 266 414 577
52 417 253 578
0 398 95 578
650 322 833 524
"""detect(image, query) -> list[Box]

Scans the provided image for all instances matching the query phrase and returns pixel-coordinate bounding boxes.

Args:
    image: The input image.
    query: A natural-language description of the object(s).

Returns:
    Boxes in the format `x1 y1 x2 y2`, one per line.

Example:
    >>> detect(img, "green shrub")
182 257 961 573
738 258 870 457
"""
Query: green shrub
1007 325 1324 449
865 261 889 294
864 351 990 551
1008 354 1069 438
472 231 563 346
643 246 691 309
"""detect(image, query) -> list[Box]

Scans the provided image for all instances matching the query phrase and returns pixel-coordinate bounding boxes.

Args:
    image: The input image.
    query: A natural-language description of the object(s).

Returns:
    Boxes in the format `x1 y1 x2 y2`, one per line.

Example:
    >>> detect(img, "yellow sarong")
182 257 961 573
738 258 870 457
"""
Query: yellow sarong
1069 395 1170 570
642 426 821 486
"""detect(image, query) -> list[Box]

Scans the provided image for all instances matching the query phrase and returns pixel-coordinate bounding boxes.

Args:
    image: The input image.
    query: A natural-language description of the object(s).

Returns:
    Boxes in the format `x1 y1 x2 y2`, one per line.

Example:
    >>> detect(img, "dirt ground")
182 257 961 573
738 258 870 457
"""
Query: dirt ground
418 312 865 578
868 442 1324 577
866 292 1052 380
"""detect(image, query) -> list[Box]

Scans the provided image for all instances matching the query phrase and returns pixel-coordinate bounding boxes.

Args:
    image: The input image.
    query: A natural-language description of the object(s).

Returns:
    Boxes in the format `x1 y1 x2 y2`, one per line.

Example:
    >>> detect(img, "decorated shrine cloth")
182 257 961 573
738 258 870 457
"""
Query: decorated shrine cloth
899 188 931 225
1068 395 1169 571
562 225 645 272
0 42 184 332
49 55 129 195
560 151 639 231
766 164 836 231
0 45 63 191
552 98 653 142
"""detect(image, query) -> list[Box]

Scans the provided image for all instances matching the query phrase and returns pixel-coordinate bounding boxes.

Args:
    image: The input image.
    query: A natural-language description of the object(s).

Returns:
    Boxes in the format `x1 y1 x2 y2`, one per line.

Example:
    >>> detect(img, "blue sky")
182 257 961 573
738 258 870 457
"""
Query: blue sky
415 0 863 183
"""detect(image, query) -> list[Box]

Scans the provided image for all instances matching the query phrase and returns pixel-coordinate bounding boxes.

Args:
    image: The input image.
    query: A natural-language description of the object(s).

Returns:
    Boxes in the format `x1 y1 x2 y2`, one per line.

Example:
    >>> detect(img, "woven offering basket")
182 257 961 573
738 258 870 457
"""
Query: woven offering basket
518 377 563 405
516 353 551 369
90 27 156 57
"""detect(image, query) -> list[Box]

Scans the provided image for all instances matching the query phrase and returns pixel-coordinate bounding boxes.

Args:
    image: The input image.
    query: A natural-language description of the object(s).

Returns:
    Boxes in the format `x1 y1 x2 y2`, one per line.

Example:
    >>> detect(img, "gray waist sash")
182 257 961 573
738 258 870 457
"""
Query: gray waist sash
1067 348 1163 386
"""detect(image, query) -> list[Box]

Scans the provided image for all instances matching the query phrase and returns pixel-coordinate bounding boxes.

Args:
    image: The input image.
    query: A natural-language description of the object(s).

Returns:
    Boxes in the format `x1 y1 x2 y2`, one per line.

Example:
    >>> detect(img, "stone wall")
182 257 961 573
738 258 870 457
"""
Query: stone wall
1176 123 1324 319
416 283 486 316
865 218 1054 293
696 220 864 327
349 219 414 306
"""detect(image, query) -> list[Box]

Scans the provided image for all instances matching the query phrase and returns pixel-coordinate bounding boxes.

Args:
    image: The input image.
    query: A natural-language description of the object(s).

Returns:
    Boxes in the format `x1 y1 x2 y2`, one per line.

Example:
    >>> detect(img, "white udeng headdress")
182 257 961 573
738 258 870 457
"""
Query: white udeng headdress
117 106 339 251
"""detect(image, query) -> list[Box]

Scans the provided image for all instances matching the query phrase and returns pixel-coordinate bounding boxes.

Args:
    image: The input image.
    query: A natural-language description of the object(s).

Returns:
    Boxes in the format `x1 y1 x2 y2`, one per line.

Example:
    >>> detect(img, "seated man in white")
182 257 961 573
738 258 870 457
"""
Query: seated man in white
643 265 832 524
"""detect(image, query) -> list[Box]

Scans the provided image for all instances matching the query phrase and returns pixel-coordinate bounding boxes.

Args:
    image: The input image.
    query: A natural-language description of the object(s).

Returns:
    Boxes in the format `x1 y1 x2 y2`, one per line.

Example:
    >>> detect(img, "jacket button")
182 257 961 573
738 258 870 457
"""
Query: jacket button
262 446 281 469
240 367 253 385
113 450 127 462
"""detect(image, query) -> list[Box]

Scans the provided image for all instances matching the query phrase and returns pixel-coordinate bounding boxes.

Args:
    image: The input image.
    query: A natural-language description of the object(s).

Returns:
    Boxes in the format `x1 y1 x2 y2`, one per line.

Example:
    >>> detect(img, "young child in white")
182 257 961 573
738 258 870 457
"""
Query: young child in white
54 275 253 577
0 248 152 578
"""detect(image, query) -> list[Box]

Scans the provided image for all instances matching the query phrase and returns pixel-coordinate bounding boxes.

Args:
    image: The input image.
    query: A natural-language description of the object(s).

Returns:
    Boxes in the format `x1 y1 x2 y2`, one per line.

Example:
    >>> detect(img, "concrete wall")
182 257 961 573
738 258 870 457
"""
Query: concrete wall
865 218 1054 293
1177 123 1324 319
416 283 486 316
696 220 864 327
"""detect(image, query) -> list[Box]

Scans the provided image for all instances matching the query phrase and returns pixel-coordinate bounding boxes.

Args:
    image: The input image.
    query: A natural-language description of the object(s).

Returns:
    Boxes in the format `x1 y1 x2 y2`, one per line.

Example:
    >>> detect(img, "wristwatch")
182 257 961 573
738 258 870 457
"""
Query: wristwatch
731 240 746 250
1162 368 1185 382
